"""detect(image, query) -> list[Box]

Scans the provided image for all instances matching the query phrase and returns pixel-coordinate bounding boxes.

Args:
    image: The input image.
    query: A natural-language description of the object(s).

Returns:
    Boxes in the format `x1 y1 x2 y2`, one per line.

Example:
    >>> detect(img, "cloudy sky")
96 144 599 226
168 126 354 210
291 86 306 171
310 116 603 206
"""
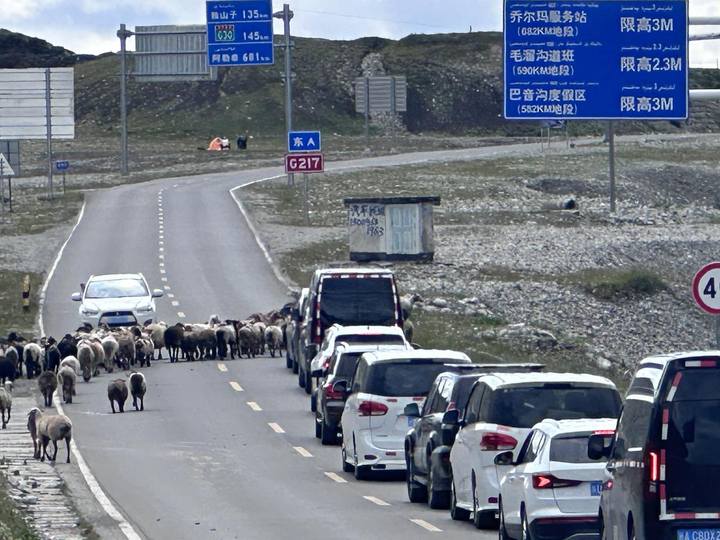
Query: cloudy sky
4 0 720 67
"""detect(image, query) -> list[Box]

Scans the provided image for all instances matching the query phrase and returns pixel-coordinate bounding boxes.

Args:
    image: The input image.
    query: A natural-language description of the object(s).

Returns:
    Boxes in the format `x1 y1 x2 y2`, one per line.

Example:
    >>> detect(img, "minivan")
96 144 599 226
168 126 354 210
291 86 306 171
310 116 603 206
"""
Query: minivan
589 351 720 540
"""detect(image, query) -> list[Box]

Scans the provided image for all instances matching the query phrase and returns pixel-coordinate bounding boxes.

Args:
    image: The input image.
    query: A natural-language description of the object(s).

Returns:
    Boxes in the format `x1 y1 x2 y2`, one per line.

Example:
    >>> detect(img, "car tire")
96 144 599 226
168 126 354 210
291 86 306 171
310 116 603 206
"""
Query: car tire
473 474 497 529
285 353 292 369
499 498 512 540
406 461 428 503
521 507 533 540
427 460 450 509
450 478 471 521
628 518 636 540
353 439 371 481
341 445 354 473
320 419 337 445
315 416 322 438
303 370 312 395
310 391 317 413
298 367 306 389
292 357 299 374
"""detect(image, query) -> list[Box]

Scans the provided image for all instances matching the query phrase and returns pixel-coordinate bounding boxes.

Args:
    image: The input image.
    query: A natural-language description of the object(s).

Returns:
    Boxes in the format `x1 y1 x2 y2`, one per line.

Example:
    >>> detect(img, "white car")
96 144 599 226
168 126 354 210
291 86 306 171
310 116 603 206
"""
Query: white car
339 349 471 480
72 273 163 328
497 418 617 540
446 372 621 529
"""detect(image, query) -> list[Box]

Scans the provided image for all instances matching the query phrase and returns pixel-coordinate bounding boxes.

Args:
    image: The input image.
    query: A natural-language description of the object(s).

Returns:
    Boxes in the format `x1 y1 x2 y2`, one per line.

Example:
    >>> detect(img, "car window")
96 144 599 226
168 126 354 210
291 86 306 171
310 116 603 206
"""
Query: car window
336 352 362 379
613 398 652 459
515 431 535 464
351 360 367 394
452 377 480 412
522 431 546 464
85 278 148 298
464 383 486 424
551 434 606 463
423 379 442 416
340 334 406 345
319 277 396 328
365 361 454 397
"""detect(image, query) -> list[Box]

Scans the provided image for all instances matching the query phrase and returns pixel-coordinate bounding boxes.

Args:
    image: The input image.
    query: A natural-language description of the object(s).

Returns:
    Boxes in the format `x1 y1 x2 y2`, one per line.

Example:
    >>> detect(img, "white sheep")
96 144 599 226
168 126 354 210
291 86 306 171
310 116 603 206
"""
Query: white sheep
23 342 43 379
76 341 94 382
59 356 81 377
89 339 105 377
264 326 283 358
144 322 167 360
0 381 12 429
129 372 146 411
27 408 73 463
57 366 76 404
135 337 154 368
101 335 118 373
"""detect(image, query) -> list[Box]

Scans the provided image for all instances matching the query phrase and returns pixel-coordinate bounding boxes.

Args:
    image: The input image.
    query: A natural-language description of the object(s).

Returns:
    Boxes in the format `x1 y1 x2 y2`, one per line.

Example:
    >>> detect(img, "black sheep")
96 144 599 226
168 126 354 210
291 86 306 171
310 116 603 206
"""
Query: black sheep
57 334 77 359
163 324 184 363
44 342 61 373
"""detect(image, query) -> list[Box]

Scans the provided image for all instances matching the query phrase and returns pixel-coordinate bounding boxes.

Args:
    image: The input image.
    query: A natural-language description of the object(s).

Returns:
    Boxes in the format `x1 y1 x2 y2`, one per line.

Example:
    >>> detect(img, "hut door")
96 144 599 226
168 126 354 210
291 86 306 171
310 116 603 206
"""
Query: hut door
386 205 420 254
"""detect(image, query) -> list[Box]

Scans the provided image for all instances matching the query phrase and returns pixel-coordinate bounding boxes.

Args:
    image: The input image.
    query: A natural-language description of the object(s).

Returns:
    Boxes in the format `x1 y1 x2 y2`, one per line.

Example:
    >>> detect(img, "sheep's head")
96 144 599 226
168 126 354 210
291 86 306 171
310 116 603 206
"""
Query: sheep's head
3 381 12 393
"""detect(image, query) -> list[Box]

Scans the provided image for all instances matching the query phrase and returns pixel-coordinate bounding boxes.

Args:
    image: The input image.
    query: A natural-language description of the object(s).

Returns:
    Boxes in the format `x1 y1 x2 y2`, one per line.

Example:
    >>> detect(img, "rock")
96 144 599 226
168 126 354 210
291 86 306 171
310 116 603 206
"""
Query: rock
431 297 449 308
595 357 614 370
461 296 480 304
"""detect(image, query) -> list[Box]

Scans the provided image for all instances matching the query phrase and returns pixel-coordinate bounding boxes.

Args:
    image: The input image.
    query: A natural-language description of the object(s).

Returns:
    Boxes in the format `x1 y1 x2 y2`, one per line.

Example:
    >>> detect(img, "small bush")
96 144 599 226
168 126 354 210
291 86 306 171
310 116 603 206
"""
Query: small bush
581 269 667 300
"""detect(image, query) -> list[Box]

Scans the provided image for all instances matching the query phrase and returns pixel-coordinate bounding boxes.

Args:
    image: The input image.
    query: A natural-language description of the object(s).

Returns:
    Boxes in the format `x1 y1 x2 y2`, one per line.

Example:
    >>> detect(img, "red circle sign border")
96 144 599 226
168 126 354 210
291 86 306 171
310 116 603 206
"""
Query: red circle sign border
692 261 720 315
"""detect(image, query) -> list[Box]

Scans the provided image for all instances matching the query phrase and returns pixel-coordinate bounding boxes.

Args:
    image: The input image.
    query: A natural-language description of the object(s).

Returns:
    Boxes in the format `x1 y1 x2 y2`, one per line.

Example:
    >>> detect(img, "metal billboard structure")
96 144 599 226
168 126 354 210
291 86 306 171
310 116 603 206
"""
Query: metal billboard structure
354 76 407 140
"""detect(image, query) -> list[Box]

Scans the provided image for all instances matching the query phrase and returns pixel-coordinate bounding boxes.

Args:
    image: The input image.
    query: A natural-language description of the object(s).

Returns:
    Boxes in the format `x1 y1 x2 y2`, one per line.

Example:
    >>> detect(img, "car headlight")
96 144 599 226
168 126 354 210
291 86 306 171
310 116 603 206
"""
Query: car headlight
137 305 154 313
81 307 99 316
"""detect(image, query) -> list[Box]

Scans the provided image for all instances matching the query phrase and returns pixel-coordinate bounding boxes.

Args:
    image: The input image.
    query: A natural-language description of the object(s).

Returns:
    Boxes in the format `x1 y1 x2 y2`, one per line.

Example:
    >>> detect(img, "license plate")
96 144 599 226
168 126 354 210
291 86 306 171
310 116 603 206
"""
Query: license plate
590 481 602 496
677 530 720 540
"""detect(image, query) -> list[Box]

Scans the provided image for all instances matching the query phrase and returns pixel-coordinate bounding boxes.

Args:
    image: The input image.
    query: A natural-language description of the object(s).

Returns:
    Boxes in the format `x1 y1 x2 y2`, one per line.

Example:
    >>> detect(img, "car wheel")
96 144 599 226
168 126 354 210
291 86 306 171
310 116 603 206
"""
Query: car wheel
315 415 322 438
303 370 312 395
285 352 292 369
298 367 305 388
406 460 428 503
473 474 497 529
450 478 471 521
353 439 371 481
427 459 450 509
320 419 337 445
310 391 317 413
292 357 298 374
521 507 533 540
341 445 354 473
628 517 636 540
499 498 512 540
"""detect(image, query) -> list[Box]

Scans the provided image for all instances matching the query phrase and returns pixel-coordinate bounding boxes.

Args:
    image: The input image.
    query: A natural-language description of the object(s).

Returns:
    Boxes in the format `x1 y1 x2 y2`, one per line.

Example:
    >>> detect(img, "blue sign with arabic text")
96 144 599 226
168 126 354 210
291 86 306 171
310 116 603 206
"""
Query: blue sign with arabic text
206 0 274 66
288 131 322 153
504 0 688 120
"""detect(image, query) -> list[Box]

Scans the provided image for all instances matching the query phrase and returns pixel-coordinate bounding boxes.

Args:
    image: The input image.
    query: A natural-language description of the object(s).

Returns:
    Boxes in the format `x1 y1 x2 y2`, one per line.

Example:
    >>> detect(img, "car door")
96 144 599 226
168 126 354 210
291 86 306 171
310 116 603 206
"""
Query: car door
451 382 486 508
502 430 540 528
342 359 368 453
414 378 443 471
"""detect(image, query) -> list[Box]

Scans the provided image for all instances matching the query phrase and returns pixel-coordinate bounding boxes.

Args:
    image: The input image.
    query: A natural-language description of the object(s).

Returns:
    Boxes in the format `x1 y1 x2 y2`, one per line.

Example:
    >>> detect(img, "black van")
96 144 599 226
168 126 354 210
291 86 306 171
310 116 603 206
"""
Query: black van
589 352 720 540
296 268 403 393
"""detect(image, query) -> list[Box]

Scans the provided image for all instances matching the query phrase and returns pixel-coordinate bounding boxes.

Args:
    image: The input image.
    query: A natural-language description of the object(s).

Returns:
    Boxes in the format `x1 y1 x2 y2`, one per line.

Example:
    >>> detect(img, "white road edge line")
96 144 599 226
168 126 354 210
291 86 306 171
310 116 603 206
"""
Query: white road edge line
410 519 442 532
324 472 348 484
37 201 143 540
269 423 285 434
293 446 312 457
363 496 391 507
229 175 292 289
246 401 262 411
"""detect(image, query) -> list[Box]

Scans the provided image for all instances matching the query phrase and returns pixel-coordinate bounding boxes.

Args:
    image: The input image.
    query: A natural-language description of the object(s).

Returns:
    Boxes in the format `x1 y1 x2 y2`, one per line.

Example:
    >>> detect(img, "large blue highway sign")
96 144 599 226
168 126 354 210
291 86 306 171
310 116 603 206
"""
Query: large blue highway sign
504 0 688 120
288 131 321 153
206 0 274 67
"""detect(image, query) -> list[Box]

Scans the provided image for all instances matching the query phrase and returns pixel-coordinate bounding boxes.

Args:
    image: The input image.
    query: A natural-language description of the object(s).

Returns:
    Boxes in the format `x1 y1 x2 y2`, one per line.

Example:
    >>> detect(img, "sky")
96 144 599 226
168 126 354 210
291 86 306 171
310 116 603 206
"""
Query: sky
3 0 720 67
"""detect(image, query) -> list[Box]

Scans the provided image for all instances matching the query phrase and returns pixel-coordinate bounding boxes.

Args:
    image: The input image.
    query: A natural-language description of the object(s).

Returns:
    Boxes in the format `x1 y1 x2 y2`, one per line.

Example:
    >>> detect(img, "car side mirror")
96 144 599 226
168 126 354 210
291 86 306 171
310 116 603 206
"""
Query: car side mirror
494 450 515 466
331 380 348 396
152 289 164 298
588 433 614 460
441 409 459 425
71 292 82 302
311 368 323 378
404 403 421 418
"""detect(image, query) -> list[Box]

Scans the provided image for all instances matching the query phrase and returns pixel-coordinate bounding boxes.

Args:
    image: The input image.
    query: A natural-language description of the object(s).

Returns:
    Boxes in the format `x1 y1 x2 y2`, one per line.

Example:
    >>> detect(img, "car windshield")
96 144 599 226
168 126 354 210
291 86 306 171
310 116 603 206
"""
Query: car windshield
85 278 148 299
551 435 606 463
365 360 456 397
342 334 404 345
483 385 621 428
320 277 396 327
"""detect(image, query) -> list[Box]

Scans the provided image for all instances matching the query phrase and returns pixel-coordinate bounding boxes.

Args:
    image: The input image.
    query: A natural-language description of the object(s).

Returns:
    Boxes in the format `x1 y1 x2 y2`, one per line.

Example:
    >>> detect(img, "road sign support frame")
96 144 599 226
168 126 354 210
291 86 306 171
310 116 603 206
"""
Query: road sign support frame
118 24 131 176
608 121 616 213
274 4 295 186
44 68 54 199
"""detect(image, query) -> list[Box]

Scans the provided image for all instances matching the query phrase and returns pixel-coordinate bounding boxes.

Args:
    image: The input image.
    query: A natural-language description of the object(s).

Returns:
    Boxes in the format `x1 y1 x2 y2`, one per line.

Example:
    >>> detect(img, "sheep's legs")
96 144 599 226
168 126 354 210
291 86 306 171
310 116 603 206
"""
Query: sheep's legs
65 438 71 464
110 400 116 414
133 396 138 411
140 397 144 412
1 410 6 429
51 440 58 462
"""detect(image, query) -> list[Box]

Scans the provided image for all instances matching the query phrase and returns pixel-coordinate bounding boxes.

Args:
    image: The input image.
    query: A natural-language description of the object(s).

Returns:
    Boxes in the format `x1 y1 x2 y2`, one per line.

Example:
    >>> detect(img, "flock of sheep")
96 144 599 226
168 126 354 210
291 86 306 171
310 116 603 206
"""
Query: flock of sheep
0 309 289 464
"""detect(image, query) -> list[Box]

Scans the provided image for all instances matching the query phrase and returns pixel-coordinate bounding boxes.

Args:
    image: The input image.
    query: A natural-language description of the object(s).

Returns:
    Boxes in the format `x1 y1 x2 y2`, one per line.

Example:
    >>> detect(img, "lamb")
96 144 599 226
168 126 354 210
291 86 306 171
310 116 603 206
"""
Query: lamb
27 408 72 463
59 356 81 377
107 379 128 413
76 342 95 382
57 366 76 404
144 322 167 360
37 370 58 407
129 372 146 411
264 325 283 358
23 342 43 379
0 381 12 429
101 335 118 373
164 324 184 363
135 337 154 368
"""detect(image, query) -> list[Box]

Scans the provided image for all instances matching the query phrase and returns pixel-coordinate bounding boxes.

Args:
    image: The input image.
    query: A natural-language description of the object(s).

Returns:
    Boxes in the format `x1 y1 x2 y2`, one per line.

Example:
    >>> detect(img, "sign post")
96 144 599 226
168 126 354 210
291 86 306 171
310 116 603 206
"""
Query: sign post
692 262 720 348
55 160 70 193
504 0 689 212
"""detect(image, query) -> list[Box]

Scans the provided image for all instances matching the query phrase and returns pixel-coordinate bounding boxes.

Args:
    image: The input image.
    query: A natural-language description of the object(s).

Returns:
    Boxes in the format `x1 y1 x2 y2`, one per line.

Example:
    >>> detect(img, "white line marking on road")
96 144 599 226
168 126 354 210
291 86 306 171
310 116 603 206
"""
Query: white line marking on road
246 401 262 411
160 269 166 274
293 446 313 457
229 382 245 393
167 293 174 298
158 254 164 259
269 423 286 434
324 472 348 484
171 301 179 307
159 235 164 240
161 277 168 282
177 311 186 318
410 519 442 532
173 183 179 187
159 262 165 267
38 203 143 540
217 363 228 372
159 247 164 252
163 285 171 290
363 496 391 507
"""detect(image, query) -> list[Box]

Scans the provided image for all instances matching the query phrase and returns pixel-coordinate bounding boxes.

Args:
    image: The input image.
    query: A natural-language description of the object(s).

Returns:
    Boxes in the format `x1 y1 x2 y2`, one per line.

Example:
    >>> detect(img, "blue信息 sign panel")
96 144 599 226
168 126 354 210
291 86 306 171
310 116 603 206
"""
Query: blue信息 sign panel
55 160 70 171
288 131 321 153
206 0 274 67
504 0 688 120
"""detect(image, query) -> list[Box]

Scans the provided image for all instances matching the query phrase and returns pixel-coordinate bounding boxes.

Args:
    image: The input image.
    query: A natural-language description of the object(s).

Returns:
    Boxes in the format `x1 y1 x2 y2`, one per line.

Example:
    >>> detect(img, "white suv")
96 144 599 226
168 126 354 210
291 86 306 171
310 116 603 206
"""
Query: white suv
497 418 617 540
338 349 471 480
72 273 163 328
446 372 621 529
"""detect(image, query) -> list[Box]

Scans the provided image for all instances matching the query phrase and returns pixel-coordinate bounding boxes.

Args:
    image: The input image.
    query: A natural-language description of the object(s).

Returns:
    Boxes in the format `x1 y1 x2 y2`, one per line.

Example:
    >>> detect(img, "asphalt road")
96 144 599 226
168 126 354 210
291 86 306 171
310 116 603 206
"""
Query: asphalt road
41 145 553 539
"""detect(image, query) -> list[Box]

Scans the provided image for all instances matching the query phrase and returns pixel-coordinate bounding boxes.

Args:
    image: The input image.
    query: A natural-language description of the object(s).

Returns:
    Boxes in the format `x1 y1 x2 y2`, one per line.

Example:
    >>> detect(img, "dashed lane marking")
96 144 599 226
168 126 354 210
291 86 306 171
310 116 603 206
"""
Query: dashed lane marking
161 277 168 282
410 519 442 532
218 363 228 372
167 293 174 298
246 401 262 411
324 472 348 484
363 496 391 507
160 269 166 274
159 247 164 252
159 262 165 267
269 423 285 434
159 254 164 259
163 286 171 290
177 311 186 318
293 446 312 457
171 301 179 307
229 382 245 393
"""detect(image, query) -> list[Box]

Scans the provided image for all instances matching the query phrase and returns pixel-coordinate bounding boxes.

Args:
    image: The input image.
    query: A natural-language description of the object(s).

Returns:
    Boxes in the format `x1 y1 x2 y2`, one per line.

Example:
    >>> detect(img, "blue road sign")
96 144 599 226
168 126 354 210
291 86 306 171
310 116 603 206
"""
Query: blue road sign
55 160 70 171
288 131 322 153
504 0 688 120
206 0 274 67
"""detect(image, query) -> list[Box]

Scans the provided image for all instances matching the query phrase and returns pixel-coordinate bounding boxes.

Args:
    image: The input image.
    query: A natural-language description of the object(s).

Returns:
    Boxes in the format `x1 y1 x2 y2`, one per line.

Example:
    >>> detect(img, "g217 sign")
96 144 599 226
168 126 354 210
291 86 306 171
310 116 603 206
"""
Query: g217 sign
285 153 324 174
504 0 688 120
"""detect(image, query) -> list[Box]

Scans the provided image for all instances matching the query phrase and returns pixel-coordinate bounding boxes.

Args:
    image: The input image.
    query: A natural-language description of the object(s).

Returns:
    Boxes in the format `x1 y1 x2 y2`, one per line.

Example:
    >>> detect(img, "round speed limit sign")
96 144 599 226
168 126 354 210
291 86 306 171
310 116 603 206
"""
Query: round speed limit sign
692 262 720 314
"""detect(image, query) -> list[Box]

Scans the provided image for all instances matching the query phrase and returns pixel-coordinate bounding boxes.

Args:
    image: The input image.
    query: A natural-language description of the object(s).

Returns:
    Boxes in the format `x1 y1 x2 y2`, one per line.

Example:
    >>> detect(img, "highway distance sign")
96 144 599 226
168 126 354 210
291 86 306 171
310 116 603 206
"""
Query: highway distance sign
288 131 321 153
206 0 274 67
285 153 324 174
692 262 720 314
503 0 688 120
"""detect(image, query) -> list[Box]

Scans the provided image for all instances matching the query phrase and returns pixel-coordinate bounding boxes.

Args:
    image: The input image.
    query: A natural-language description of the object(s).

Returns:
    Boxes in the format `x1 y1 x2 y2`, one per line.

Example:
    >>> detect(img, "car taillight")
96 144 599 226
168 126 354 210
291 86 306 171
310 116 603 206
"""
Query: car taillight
358 401 388 416
322 357 330 371
323 382 344 400
648 451 659 482
532 474 582 490
480 432 518 451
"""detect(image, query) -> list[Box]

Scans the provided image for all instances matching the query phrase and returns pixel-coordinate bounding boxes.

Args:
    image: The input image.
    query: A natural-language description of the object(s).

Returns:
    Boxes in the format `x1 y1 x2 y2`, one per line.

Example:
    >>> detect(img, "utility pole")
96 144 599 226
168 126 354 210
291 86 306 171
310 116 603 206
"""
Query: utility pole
117 24 132 176
274 4 294 185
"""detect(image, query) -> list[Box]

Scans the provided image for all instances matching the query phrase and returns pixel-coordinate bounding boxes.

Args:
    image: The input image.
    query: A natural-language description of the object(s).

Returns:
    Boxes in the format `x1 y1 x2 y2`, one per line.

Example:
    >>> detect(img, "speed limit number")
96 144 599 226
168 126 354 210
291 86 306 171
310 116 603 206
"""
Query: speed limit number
692 262 720 314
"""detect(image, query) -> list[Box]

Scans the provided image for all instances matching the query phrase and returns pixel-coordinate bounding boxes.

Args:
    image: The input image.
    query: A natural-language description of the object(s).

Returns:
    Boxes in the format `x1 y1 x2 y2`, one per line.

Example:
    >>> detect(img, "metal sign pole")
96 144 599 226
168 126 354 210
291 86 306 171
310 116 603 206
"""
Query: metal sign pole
7 177 11 213
274 4 294 186
303 173 309 225
608 121 616 213
0 160 4 212
364 77 370 145
44 68 54 200
118 24 130 176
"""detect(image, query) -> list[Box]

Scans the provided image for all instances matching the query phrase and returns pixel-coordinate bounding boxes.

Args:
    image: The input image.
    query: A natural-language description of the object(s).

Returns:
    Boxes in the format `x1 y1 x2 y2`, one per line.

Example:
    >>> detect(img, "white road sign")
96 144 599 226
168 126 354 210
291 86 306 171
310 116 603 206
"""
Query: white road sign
692 262 720 314
0 153 15 176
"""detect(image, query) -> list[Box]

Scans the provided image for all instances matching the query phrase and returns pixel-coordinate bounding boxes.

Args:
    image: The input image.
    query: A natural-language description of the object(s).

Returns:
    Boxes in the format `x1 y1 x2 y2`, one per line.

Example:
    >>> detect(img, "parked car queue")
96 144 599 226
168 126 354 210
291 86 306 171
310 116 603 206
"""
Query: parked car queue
283 267 720 540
